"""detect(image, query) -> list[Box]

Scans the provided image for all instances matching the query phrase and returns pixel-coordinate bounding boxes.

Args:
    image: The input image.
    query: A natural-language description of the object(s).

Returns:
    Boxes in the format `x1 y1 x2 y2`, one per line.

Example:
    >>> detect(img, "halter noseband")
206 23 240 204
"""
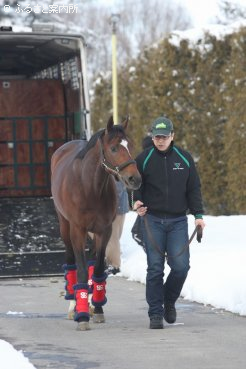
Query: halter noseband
102 157 136 176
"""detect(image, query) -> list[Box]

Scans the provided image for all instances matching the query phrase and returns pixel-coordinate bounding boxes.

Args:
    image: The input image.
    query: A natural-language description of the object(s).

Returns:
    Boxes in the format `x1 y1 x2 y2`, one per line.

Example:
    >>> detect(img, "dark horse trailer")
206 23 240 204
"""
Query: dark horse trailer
0 26 91 197
0 26 91 277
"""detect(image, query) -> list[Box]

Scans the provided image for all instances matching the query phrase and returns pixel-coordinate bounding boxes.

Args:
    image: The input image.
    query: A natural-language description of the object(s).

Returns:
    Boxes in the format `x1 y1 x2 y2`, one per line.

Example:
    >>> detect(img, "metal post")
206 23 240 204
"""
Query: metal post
110 14 120 125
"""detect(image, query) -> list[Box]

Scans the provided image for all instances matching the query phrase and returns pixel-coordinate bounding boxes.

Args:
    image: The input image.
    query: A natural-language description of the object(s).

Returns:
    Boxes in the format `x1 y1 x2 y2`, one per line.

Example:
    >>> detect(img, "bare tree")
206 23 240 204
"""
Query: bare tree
117 0 191 55
80 0 192 85
216 0 246 24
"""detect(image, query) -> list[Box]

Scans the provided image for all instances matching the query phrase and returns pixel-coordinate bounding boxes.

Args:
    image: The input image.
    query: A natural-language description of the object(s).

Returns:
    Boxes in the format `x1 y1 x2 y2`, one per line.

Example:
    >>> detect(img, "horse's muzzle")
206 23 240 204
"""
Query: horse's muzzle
123 174 142 190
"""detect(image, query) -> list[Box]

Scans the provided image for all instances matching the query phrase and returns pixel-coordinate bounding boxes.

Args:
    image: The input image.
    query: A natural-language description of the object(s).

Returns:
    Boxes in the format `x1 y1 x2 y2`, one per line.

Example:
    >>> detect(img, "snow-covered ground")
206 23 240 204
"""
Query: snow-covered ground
0 339 37 369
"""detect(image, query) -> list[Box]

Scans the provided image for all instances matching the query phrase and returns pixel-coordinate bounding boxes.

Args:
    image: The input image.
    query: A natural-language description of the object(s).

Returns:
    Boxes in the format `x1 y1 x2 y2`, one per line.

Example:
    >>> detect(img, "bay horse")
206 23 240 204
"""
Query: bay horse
51 116 141 330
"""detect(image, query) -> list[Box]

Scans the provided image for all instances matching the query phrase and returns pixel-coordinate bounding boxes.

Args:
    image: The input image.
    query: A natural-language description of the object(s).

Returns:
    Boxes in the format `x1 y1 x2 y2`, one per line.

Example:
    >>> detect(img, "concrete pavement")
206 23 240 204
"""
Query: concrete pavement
0 276 245 369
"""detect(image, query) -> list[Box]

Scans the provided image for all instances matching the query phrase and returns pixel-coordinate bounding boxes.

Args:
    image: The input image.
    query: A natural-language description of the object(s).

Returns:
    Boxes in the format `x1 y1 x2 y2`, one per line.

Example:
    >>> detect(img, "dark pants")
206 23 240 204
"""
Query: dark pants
142 214 190 317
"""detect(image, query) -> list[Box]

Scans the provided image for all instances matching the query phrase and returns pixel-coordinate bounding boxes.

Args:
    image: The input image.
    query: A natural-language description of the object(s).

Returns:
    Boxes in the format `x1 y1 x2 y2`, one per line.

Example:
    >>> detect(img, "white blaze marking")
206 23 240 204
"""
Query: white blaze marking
120 139 130 153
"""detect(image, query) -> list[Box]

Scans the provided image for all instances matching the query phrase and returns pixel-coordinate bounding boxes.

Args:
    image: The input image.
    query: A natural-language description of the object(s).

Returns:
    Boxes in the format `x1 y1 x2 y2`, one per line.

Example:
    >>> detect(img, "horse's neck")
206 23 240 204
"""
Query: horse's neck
82 144 112 197
94 162 113 197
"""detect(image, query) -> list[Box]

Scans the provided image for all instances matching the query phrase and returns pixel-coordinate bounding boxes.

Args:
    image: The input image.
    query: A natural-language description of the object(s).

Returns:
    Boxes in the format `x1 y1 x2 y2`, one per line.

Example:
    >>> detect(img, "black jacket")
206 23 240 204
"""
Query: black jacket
134 143 204 218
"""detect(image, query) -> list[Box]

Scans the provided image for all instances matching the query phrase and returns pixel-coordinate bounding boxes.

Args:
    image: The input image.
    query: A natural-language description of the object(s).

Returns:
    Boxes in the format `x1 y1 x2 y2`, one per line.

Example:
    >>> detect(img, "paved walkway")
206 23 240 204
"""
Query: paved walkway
1 276 245 369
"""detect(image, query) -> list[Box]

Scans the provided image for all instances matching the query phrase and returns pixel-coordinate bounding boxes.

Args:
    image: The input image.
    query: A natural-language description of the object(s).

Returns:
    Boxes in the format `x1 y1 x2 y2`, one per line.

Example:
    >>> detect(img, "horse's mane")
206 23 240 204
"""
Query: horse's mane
76 125 128 160
76 129 105 160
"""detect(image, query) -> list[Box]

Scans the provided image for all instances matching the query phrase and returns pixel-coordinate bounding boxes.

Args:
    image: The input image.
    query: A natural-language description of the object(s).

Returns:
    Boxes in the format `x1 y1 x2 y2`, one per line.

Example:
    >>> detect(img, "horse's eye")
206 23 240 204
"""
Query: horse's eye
111 146 118 153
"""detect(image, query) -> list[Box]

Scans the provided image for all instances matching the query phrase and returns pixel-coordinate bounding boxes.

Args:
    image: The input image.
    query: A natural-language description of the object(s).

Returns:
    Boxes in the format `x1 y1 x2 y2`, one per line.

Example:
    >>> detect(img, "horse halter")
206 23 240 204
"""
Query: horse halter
99 137 136 177
102 157 136 176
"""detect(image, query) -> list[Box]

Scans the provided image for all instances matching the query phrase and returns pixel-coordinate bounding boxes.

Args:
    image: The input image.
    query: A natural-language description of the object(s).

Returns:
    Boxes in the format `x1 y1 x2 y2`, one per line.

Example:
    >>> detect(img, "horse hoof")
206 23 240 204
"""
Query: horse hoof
93 313 105 323
77 321 90 331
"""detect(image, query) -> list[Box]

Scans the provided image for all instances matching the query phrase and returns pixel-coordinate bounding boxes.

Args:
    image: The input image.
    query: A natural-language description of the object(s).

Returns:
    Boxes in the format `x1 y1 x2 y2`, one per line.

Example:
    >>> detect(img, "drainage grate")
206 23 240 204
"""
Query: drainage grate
0 197 64 277
0 197 95 278
0 250 65 278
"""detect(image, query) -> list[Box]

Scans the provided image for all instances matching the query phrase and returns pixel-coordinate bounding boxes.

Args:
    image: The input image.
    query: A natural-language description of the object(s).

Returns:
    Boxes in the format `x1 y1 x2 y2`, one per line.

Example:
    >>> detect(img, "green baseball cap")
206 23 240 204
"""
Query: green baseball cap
151 117 174 136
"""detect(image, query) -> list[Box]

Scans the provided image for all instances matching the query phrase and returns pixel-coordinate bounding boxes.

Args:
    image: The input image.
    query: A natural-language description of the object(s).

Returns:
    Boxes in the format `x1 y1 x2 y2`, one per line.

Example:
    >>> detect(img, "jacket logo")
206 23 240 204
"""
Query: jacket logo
173 162 184 170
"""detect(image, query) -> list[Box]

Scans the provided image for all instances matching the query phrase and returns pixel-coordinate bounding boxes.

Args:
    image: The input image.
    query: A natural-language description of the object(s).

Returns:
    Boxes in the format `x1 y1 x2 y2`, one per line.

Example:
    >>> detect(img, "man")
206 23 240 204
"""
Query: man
133 116 205 329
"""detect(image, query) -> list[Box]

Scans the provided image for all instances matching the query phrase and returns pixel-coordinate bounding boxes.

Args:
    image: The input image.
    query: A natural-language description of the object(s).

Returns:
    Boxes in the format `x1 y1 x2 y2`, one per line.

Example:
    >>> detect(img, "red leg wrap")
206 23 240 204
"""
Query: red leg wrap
88 264 95 294
64 266 77 300
74 284 89 321
92 274 107 307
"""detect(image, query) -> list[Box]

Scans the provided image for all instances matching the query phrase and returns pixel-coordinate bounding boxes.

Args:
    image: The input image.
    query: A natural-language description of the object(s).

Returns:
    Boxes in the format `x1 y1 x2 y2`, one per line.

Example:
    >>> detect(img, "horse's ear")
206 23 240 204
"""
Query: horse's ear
106 116 114 132
121 115 129 130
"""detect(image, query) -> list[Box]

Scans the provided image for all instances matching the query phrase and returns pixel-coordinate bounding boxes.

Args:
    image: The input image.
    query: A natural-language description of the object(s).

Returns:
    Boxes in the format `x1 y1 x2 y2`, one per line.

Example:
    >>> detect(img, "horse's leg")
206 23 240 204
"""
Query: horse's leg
56 211 77 320
87 233 96 316
92 226 112 323
69 223 90 331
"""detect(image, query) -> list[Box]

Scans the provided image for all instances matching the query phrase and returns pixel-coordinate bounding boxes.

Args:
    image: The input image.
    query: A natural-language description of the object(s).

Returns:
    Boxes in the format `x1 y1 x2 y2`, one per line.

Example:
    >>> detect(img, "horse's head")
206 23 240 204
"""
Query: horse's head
100 116 141 190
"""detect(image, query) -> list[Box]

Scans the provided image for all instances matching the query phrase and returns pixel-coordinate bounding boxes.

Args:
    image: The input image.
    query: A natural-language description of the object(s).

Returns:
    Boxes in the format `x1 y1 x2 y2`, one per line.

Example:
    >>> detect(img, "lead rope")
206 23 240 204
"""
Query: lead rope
131 190 134 210
131 191 202 258
144 215 202 260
